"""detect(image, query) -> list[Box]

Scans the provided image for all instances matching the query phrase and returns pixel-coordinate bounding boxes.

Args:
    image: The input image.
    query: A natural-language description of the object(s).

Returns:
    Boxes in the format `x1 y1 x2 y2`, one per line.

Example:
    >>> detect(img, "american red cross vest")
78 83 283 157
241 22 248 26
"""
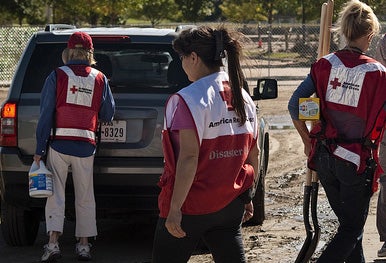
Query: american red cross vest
54 65 104 145
309 51 386 192
158 72 258 217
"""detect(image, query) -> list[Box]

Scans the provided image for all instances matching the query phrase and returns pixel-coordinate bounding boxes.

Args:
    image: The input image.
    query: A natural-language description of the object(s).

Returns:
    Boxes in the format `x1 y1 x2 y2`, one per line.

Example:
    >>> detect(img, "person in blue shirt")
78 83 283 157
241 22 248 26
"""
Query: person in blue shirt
288 1 385 262
33 31 115 262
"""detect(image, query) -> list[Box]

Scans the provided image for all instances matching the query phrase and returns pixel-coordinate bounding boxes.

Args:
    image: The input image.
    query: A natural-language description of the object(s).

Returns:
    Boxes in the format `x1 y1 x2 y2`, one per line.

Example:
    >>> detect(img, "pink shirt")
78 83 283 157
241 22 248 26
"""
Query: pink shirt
169 97 195 159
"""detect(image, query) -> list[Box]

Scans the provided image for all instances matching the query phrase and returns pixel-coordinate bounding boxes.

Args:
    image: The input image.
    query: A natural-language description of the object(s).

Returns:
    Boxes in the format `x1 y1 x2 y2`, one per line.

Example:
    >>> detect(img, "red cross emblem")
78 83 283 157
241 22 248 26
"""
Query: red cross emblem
70 85 78 94
330 77 341 89
219 81 234 111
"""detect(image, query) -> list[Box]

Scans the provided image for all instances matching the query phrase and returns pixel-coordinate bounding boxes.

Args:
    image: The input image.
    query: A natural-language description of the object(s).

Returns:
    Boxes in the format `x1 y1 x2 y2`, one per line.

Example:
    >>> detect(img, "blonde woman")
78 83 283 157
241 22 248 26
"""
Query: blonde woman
288 1 386 262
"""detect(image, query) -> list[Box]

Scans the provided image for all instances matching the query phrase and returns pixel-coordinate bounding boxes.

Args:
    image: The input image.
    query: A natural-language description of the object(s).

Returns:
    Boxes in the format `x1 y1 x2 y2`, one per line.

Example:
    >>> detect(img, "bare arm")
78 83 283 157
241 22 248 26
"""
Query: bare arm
288 74 315 157
242 142 259 223
246 143 259 184
293 119 311 157
165 129 199 238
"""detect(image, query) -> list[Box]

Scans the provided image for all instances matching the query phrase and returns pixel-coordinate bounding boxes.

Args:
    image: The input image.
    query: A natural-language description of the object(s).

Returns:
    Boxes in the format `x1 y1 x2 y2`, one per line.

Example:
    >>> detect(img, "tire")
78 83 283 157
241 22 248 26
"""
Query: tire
248 133 269 225
1 199 42 246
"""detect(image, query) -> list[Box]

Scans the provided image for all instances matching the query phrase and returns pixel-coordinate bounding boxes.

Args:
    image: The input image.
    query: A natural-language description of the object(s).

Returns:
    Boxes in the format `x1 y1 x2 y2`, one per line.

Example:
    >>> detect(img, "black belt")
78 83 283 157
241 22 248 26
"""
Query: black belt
319 137 376 149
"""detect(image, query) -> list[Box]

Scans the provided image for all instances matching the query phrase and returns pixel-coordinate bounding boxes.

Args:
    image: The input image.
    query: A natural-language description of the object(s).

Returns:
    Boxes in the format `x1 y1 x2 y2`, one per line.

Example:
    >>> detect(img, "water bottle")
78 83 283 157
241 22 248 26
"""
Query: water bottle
28 160 53 198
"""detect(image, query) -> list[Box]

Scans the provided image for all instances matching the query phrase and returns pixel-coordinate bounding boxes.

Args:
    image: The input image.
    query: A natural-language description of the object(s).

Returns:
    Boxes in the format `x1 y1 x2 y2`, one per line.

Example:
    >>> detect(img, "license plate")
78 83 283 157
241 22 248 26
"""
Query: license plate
101 121 126 142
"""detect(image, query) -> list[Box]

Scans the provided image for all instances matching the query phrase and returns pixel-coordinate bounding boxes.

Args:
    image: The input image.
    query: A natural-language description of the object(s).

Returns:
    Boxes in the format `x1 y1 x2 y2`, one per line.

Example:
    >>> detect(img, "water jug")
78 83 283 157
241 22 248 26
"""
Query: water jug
29 160 53 198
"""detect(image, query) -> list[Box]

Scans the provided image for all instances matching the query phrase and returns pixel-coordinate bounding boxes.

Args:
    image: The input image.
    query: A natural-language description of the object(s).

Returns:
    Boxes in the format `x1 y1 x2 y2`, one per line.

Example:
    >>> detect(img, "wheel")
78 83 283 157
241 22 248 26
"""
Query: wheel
248 133 269 225
1 199 42 246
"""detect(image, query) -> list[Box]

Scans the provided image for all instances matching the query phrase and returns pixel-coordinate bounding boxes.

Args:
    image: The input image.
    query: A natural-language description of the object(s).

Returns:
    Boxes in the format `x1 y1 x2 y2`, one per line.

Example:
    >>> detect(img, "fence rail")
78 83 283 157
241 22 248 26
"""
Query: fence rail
1 23 385 87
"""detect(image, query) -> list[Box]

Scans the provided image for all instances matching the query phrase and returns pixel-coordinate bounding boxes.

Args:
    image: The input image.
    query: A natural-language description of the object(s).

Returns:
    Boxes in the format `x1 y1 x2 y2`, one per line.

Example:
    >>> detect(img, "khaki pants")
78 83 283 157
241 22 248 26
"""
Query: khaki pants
45 146 97 238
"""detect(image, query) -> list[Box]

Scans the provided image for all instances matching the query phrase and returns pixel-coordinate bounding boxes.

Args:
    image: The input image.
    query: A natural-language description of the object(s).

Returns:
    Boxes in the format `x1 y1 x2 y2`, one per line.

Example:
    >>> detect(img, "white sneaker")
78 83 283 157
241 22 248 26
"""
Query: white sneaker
75 243 92 261
41 242 61 262
378 242 386 257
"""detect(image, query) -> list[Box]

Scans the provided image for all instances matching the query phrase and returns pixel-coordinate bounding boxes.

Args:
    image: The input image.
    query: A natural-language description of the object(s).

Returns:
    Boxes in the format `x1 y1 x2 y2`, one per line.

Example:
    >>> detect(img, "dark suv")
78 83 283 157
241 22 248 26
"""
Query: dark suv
0 24 277 246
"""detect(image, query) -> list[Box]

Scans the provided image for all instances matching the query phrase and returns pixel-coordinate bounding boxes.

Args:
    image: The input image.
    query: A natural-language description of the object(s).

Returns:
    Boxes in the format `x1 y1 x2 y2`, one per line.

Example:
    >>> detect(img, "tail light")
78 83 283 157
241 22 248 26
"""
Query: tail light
0 102 17 146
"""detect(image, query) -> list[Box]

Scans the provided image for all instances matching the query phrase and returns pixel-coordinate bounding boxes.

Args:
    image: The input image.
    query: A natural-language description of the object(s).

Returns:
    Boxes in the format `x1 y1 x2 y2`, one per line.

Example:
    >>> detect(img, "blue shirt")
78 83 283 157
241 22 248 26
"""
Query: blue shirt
35 60 115 157
287 74 315 120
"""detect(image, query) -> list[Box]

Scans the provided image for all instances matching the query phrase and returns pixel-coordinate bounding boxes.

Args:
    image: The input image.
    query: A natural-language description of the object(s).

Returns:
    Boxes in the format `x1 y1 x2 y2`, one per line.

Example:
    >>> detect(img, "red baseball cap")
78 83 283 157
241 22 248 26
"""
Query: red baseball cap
67 31 93 50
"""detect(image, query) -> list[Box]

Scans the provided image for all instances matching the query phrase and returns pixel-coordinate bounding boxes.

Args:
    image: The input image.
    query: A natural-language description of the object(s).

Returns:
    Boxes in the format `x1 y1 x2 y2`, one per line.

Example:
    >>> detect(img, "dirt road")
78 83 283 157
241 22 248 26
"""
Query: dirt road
0 81 384 262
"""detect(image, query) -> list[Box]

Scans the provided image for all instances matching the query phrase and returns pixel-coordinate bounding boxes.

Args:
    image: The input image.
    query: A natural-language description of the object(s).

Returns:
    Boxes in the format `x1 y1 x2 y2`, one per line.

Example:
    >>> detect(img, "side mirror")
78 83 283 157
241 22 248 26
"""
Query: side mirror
251 78 278 100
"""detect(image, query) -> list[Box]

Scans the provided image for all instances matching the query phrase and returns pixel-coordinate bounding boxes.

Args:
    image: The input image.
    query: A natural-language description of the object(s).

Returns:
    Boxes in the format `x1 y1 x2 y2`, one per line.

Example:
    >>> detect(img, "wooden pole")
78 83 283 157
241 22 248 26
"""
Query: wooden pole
296 1 334 262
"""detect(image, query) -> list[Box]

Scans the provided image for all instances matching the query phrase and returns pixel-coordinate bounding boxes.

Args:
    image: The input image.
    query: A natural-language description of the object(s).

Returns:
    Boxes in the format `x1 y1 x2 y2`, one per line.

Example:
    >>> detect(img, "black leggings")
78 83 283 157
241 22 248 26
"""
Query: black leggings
152 197 246 263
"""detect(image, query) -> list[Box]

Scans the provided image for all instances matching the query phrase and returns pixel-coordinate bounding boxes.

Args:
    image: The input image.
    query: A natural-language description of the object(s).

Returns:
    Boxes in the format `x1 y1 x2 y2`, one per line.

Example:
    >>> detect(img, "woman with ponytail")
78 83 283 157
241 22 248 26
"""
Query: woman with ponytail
152 25 259 263
288 1 385 262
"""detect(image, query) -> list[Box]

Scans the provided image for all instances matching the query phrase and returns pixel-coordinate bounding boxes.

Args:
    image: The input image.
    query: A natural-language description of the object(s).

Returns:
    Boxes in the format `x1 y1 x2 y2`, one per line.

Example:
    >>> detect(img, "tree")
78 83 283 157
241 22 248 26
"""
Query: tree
24 0 49 25
220 0 266 23
47 0 129 26
1 0 385 26
98 0 129 25
275 0 298 22
128 0 177 26
175 0 214 22
260 0 280 24
48 0 84 25
357 0 386 20
1 0 47 25
0 0 19 25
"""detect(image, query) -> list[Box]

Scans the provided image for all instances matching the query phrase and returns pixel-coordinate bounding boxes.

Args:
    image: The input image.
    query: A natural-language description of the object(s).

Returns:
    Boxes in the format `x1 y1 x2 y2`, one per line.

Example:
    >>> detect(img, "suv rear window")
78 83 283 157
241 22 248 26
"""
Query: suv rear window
22 43 65 93
22 43 189 94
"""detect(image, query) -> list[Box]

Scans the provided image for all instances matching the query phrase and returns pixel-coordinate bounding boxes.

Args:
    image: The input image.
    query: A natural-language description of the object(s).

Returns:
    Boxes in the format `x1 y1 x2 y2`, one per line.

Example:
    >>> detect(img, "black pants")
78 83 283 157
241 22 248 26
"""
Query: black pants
152 197 246 263
315 146 372 263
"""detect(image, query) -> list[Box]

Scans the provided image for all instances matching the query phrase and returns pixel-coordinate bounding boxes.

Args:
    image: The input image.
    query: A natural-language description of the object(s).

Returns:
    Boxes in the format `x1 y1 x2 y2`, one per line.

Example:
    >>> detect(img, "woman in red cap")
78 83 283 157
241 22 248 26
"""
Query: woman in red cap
34 31 115 262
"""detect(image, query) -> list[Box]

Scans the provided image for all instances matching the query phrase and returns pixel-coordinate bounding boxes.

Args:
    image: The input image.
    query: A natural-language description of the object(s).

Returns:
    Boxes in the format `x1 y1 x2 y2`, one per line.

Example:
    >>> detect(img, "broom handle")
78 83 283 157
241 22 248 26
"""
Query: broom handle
312 0 334 183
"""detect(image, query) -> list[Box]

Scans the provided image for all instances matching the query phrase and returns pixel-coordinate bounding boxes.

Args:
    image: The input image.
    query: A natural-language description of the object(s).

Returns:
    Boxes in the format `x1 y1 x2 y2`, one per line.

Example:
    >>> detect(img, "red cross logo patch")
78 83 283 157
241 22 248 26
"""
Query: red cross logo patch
219 81 234 111
330 77 341 89
70 85 78 94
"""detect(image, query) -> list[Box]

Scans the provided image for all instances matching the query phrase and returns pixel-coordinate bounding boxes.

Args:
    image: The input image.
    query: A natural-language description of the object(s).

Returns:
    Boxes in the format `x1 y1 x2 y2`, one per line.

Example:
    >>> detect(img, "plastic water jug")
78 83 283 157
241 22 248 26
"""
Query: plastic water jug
28 160 53 198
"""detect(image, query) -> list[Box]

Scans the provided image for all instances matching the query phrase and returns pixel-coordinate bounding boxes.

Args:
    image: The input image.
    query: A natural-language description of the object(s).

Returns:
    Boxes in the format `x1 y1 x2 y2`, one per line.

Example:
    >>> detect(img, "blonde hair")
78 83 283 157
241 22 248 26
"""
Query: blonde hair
335 0 380 42
62 48 96 66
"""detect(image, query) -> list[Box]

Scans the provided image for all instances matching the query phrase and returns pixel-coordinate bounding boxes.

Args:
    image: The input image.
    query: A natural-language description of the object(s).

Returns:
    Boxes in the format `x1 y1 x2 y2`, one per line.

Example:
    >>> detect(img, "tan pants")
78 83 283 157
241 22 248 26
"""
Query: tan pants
45 146 97 238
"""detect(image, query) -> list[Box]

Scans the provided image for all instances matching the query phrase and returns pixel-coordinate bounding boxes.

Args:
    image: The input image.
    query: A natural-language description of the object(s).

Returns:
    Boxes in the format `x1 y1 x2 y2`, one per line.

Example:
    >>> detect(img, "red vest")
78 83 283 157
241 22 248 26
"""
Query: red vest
54 65 104 145
309 51 386 192
157 72 257 217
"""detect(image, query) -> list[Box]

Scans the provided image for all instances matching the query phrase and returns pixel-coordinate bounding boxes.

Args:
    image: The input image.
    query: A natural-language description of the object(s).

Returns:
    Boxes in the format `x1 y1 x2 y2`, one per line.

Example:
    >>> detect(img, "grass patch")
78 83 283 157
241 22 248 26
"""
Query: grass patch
268 52 300 59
